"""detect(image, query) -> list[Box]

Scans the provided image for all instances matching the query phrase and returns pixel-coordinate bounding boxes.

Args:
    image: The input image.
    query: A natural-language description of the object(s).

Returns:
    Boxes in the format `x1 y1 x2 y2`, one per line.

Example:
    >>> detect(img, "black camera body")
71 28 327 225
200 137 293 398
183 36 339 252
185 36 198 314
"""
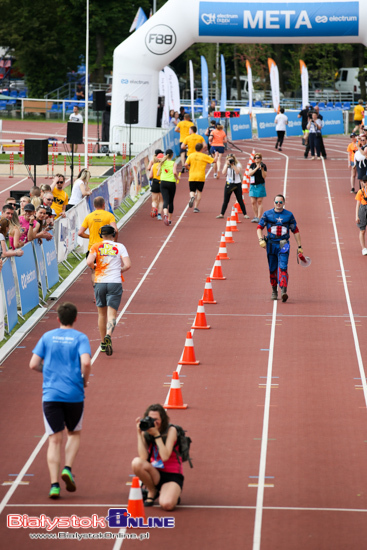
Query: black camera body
229 159 235 165
139 416 155 431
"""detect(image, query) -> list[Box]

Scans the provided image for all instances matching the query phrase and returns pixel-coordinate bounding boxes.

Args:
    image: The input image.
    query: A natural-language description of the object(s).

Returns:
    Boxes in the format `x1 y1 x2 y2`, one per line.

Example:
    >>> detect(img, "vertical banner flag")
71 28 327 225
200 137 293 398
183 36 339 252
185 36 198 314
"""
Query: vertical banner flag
13 242 39 316
268 58 280 112
189 60 195 121
246 60 253 115
1 258 18 333
300 60 309 110
129 7 147 32
164 66 180 113
159 70 170 129
220 54 226 112
33 240 48 301
201 56 209 118
42 234 59 290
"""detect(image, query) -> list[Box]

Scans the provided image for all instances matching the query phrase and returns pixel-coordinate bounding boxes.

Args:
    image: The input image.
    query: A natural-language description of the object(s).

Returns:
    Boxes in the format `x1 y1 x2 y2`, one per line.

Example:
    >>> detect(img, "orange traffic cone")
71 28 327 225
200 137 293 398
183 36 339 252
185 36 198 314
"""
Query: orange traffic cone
210 255 226 280
192 299 210 329
127 477 146 520
230 213 239 232
218 233 230 260
202 277 217 304
225 218 235 243
179 331 200 365
165 371 188 409
242 173 249 194
232 206 241 223
234 201 242 214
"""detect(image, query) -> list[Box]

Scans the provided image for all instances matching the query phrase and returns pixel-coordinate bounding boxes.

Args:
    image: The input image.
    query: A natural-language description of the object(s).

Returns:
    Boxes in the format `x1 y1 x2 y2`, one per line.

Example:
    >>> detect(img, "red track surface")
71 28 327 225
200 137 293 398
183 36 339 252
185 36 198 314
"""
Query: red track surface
1 131 367 549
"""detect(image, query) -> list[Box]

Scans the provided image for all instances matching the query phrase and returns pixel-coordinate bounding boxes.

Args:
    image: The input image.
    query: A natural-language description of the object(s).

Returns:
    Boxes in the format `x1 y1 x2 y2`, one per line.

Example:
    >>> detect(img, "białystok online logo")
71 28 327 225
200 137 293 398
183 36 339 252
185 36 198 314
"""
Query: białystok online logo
7 510 175 531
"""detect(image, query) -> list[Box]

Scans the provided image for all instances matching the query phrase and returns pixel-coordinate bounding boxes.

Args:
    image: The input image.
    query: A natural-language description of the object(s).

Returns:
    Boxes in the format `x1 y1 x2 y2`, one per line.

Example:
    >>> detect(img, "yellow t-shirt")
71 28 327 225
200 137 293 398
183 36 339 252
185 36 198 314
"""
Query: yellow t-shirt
182 134 205 156
354 104 364 121
177 120 194 142
52 188 69 218
186 152 214 182
82 209 116 250
152 162 161 181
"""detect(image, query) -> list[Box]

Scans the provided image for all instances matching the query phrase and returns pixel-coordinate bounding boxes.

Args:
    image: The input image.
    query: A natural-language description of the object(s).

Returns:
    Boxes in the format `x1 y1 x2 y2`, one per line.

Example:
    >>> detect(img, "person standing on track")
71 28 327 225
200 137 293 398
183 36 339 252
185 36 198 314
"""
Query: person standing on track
157 149 178 226
353 99 365 134
210 124 227 178
307 112 322 160
86 225 131 355
29 302 91 499
216 153 249 219
354 134 367 189
347 133 358 194
175 114 194 172
185 142 214 212
248 153 267 223
132 403 183 510
257 194 303 302
355 176 367 256
275 108 288 151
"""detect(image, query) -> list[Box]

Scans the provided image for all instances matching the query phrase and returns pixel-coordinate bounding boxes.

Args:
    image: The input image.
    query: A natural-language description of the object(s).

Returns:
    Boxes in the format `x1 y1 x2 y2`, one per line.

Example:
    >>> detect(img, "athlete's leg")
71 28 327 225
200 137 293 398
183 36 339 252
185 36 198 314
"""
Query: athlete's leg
47 431 63 484
97 306 107 341
64 430 81 469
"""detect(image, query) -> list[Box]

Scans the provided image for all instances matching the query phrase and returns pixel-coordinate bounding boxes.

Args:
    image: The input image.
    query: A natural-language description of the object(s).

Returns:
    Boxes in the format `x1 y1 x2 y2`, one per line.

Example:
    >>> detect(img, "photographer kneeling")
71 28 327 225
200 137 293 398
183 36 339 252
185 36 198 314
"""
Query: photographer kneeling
132 404 183 510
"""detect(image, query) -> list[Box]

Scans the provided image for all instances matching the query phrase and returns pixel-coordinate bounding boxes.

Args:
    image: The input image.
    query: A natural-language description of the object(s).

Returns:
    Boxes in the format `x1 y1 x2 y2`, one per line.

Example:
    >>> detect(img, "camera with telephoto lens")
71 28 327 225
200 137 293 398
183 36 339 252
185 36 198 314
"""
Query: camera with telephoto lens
139 416 156 431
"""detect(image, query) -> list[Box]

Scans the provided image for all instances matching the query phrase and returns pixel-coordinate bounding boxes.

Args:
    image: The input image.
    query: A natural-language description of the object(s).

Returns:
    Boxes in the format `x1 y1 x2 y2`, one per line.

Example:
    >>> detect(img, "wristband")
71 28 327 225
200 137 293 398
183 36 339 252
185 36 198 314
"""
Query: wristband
154 435 162 439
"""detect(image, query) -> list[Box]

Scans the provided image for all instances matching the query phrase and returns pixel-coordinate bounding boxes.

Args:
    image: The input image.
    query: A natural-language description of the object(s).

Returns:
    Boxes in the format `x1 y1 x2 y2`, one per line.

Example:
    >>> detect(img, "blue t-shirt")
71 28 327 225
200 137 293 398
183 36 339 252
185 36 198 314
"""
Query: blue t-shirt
32 328 91 403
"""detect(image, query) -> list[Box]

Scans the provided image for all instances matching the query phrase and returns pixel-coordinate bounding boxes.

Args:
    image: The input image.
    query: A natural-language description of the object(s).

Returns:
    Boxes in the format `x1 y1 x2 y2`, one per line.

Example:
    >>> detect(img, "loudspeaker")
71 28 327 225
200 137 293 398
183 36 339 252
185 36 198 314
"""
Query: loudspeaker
67 122 84 144
125 100 139 125
24 139 48 165
93 90 106 111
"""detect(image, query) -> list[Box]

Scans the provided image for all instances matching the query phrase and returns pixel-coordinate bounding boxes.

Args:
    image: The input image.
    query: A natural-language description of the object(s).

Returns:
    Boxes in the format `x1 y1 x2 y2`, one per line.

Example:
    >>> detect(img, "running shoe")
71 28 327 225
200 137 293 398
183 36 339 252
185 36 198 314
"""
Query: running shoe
150 207 158 218
100 342 106 352
281 287 288 302
271 288 278 300
216 214 224 219
214 173 218 178
49 486 60 499
181 167 185 174
243 215 250 219
189 196 195 208
362 248 367 256
163 215 169 226
351 188 355 194
157 213 162 220
104 335 113 356
61 469 76 492
168 221 172 225
193 208 200 213
251 217 259 223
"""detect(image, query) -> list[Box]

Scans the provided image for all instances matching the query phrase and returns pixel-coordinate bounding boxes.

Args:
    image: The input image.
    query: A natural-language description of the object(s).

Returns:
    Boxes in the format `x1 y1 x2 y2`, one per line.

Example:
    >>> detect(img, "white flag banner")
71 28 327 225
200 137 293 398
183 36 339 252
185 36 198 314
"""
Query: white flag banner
246 60 253 115
268 58 280 112
164 66 180 112
159 71 170 129
300 60 309 110
189 60 195 121
67 208 78 255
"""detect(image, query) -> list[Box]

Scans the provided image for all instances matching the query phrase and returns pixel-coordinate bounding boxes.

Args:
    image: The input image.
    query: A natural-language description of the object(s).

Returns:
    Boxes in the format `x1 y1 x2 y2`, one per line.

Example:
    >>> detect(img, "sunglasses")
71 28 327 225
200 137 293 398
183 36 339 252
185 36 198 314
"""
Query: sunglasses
255 156 261 159
275 201 283 204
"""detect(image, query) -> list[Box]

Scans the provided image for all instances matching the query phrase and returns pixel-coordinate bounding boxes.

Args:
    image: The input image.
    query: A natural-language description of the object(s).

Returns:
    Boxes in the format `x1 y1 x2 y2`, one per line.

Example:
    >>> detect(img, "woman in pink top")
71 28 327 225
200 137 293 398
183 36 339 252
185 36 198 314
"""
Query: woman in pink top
132 403 183 510
210 124 227 178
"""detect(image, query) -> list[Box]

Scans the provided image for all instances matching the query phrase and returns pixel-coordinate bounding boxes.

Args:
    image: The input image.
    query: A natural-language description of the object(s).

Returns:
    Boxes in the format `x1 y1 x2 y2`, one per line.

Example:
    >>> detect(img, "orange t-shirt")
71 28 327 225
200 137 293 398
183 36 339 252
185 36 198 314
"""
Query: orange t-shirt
211 129 227 147
356 189 367 205
347 142 358 162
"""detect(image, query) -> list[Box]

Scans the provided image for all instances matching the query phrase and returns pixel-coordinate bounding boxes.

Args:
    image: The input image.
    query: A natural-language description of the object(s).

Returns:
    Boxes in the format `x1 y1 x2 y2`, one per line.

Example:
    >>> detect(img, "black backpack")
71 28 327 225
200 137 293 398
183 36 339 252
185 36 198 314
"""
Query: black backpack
170 424 193 468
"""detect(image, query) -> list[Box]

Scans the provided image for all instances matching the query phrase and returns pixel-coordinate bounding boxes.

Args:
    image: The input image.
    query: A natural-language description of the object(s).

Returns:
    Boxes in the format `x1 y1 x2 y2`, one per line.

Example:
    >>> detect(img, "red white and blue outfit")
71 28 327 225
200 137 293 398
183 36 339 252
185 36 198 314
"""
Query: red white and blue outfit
258 208 299 289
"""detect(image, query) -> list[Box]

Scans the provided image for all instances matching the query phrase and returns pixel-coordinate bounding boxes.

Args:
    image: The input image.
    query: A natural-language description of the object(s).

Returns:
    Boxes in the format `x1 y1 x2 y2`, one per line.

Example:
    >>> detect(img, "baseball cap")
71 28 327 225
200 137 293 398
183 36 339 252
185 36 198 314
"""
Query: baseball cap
350 133 356 138
157 153 164 159
154 149 163 156
45 206 52 215
24 204 35 212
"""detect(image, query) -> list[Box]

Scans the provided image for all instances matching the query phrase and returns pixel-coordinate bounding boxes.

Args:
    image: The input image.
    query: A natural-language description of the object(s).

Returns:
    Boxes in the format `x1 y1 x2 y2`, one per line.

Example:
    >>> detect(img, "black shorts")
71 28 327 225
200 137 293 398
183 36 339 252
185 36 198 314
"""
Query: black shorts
155 471 184 492
357 204 367 230
43 401 84 435
354 120 363 126
189 181 205 193
94 282 123 309
151 178 161 194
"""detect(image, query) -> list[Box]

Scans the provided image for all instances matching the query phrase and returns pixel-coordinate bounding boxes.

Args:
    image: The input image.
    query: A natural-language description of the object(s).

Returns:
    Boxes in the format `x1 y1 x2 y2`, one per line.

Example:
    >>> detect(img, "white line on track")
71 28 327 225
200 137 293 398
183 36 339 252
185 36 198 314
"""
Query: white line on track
252 150 288 550
322 160 367 402
0 176 29 194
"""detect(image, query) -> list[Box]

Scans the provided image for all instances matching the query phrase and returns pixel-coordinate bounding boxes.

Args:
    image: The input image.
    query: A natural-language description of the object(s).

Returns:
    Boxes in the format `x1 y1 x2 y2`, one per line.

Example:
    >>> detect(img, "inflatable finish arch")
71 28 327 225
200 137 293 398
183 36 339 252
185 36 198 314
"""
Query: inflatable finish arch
111 0 366 134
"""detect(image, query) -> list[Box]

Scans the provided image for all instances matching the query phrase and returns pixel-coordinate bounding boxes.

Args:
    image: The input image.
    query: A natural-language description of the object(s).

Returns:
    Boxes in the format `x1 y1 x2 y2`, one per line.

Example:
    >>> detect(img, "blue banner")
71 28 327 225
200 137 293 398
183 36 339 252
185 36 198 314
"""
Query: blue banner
256 112 277 138
321 110 344 135
13 243 39 316
87 181 113 213
43 235 59 290
229 115 252 140
33 240 47 300
199 2 358 37
1 258 18 333
196 117 209 144
220 54 226 111
162 127 181 158
286 112 303 137
201 56 209 118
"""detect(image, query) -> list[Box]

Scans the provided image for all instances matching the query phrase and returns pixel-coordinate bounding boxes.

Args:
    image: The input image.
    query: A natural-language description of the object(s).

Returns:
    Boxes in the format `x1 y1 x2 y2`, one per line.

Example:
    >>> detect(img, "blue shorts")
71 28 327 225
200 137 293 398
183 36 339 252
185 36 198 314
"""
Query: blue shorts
210 146 224 155
249 183 266 198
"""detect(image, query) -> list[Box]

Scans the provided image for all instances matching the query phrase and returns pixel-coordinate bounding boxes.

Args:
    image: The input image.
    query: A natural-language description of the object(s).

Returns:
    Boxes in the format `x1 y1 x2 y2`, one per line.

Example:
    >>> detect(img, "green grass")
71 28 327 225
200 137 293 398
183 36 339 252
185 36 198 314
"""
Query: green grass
0 152 128 165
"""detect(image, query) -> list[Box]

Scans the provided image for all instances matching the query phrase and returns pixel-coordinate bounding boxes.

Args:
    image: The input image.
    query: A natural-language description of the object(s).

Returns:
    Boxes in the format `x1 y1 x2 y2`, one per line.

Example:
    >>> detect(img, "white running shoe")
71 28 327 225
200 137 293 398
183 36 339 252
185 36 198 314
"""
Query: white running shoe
362 248 367 256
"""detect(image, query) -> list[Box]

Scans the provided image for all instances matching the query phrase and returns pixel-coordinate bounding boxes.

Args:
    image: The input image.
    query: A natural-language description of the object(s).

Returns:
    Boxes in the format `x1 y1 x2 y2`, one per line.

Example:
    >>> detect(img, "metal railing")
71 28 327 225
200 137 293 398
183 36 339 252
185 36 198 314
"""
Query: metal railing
111 125 167 155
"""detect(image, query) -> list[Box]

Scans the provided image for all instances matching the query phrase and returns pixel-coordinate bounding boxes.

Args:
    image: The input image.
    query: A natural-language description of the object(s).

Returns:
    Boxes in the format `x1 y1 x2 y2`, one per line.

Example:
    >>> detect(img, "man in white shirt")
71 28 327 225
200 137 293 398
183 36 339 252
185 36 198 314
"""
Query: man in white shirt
69 106 83 152
275 108 288 152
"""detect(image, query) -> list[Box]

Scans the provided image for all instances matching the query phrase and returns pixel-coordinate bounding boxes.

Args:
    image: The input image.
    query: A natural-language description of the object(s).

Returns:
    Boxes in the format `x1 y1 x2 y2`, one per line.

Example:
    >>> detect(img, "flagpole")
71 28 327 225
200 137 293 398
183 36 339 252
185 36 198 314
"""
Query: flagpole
84 0 89 168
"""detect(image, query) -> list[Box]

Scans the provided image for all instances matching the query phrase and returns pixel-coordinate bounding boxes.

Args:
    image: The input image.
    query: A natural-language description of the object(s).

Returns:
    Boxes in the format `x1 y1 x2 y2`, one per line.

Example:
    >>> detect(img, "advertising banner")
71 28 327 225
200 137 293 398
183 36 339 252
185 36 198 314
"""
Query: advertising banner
0 285 5 341
321 111 344 135
220 54 226 111
256 112 277 138
246 60 253 114
300 60 309 110
162 127 180 157
198 2 359 37
43 234 59 290
230 115 252 140
196 117 209 144
57 218 69 263
189 60 195 121
13 242 39 316
268 58 280 112
286 112 303 136
33 240 48 300
164 66 180 113
201 56 209 118
1 258 18 333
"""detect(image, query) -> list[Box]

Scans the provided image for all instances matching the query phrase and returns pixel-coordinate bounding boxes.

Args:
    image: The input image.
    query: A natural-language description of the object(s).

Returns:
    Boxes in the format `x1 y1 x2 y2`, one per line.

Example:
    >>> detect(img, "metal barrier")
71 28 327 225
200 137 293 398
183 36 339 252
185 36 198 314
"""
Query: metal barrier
111 125 166 155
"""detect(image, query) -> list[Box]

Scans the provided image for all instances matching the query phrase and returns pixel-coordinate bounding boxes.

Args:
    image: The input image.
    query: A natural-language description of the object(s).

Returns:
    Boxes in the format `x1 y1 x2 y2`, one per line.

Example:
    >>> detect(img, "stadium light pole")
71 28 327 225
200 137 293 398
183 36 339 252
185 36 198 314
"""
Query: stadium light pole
84 0 89 168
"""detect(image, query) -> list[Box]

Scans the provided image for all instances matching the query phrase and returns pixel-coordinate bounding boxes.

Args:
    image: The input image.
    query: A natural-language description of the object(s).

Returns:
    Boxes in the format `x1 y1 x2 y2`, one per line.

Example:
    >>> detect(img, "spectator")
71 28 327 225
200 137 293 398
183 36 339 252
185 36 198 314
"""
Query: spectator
69 106 83 153
216 153 248 219
18 203 36 245
30 186 42 209
75 83 85 101
355 176 367 256
0 218 23 258
347 133 358 194
43 192 54 209
29 302 91 499
169 111 179 128
353 99 365 134
8 210 24 250
354 134 367 186
275 108 288 151
68 169 92 209
1 204 15 221
307 112 322 160
132 403 184 510
40 184 52 202
248 153 267 223
19 196 31 217
314 106 327 159
208 100 217 115
178 107 185 121
50 175 68 218
34 205 53 243
5 197 17 209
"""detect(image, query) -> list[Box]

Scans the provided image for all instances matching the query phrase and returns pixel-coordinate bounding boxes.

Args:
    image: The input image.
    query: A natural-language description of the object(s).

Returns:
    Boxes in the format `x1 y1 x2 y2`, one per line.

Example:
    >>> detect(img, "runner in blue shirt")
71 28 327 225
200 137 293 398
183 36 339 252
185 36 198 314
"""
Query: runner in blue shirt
30 302 91 499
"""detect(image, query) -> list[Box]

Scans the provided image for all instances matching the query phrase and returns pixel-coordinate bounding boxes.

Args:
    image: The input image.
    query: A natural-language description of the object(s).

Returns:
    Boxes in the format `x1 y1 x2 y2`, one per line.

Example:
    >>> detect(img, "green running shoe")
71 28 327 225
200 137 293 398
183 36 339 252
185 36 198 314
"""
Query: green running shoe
100 342 106 352
104 335 113 356
49 486 60 499
61 468 76 492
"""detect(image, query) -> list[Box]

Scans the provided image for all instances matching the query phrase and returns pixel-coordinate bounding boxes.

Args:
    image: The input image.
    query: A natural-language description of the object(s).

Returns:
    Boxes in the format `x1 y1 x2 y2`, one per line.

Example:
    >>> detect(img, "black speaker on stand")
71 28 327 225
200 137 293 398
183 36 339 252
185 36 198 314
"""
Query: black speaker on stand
67 122 84 189
24 139 48 186
93 91 106 153
125 100 139 161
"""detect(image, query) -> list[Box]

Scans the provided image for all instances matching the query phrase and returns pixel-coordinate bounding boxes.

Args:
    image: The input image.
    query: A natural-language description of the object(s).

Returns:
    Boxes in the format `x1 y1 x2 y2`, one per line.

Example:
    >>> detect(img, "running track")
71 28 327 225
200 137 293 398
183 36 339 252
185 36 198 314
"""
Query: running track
1 131 367 550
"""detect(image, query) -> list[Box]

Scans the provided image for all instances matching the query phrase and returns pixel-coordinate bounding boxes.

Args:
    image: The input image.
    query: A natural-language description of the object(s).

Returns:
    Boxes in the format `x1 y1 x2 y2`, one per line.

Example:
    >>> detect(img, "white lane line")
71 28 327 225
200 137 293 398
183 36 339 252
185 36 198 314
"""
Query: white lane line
0 200 190 518
252 151 289 550
0 176 29 194
322 159 367 403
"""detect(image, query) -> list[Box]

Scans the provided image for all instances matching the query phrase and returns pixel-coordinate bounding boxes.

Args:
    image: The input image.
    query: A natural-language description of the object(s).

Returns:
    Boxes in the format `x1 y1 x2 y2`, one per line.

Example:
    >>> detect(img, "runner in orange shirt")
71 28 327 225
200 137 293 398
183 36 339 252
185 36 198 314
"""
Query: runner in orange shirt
210 124 227 178
347 133 358 194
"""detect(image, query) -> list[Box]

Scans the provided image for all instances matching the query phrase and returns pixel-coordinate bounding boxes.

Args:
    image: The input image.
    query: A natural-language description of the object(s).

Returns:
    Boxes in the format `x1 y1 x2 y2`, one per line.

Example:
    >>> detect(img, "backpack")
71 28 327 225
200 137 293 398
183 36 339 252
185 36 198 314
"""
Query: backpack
170 424 193 468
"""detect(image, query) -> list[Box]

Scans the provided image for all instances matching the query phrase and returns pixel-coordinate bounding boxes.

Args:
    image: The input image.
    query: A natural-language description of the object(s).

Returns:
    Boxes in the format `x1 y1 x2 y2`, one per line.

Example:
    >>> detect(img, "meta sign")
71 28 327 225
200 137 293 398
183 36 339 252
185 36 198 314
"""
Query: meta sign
199 2 359 37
